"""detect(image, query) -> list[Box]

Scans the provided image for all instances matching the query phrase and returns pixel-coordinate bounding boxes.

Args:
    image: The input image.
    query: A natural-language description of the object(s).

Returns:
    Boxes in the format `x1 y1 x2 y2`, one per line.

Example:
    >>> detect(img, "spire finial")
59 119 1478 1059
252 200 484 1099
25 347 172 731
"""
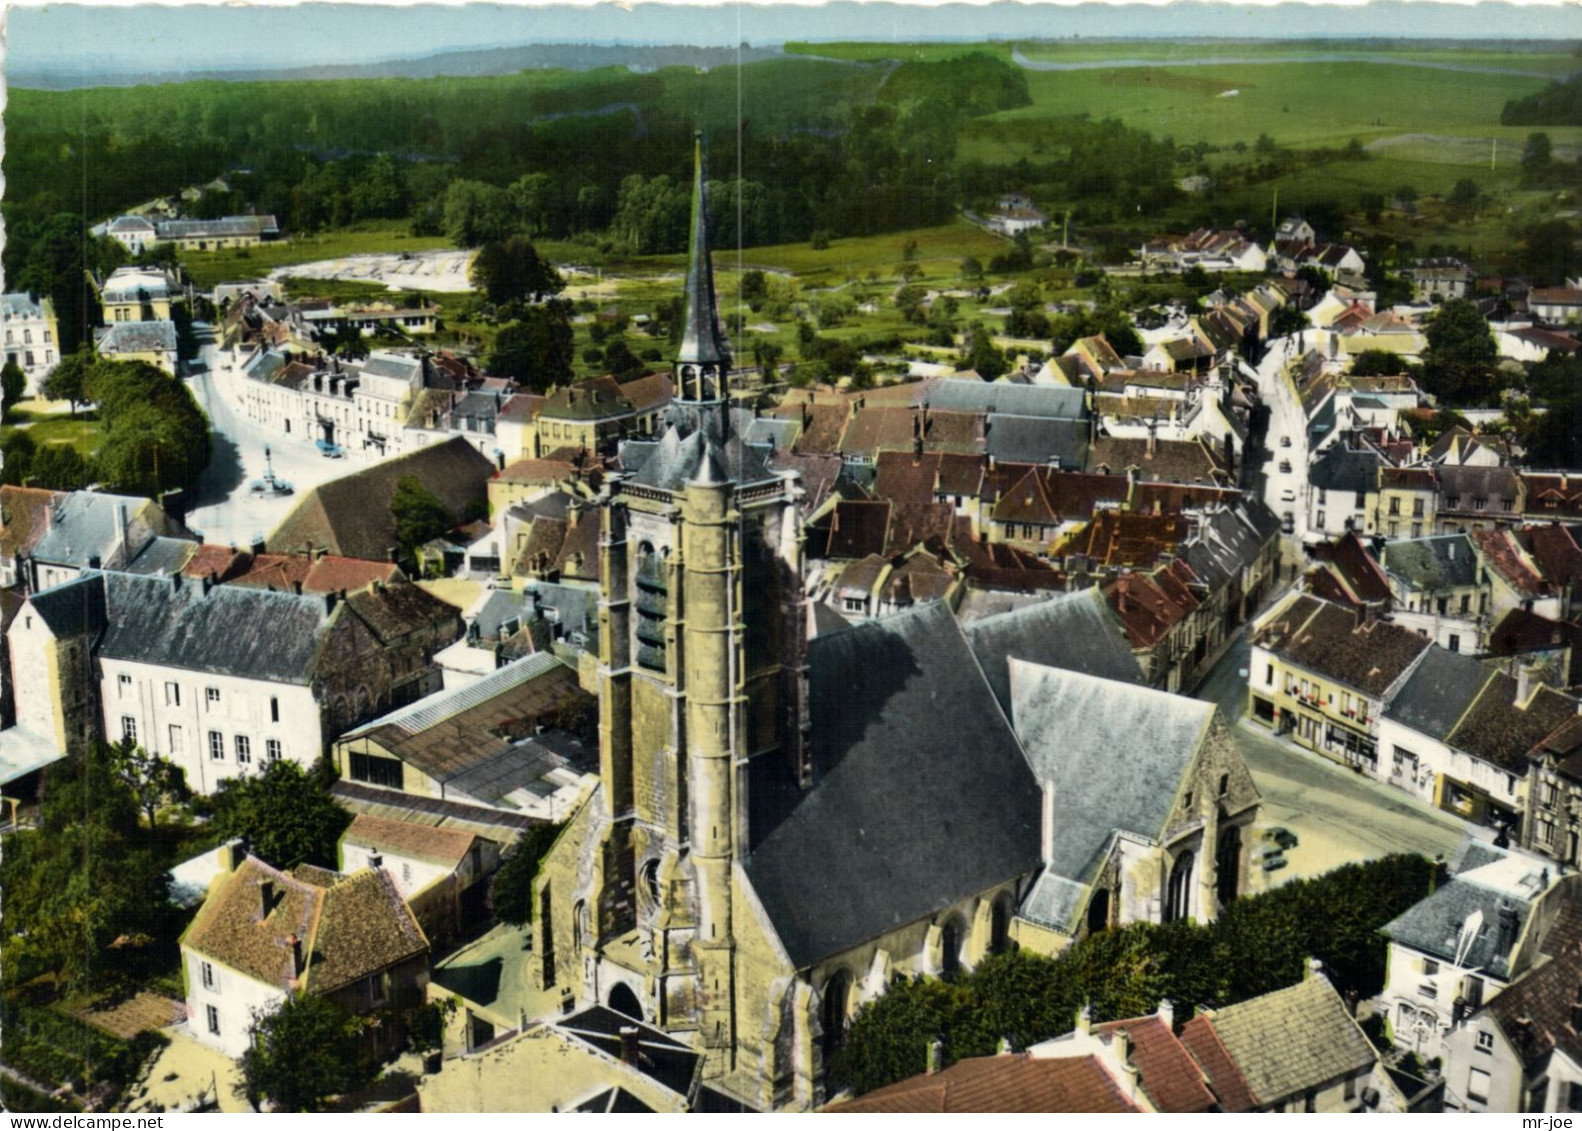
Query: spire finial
676 129 730 377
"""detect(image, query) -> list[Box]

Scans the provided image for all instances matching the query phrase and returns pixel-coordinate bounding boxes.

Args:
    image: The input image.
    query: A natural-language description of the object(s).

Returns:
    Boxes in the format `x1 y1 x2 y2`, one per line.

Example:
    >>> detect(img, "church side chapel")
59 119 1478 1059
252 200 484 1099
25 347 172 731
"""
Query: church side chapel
524 134 1260 1111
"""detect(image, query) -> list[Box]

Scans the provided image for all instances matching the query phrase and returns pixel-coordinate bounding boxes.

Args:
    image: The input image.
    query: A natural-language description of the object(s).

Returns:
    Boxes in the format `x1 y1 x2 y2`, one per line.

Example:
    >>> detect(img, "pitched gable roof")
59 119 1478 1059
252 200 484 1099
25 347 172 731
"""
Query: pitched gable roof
743 602 1042 968
269 438 495 560
964 588 1144 714
1009 661 1215 906
1185 975 1375 1108
1093 1015 1217 1113
826 1053 1140 1113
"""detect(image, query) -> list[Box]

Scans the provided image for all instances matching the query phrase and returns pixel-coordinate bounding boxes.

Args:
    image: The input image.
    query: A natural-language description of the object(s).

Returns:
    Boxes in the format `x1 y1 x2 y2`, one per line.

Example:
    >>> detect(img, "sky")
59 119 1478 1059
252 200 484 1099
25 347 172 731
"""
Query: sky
8 1 1582 80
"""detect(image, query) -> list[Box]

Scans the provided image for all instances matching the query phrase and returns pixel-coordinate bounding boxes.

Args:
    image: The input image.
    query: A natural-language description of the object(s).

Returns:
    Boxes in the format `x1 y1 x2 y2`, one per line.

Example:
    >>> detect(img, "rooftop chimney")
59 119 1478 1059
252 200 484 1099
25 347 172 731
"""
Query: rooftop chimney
1156 999 1175 1032
1497 901 1519 954
368 849 383 870
619 1025 641 1066
925 1038 944 1076
286 933 303 979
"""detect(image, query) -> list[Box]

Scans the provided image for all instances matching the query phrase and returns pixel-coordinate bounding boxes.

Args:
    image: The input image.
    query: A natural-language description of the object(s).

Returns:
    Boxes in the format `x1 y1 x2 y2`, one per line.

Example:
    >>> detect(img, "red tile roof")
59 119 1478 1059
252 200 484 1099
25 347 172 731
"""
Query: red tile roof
825 1054 1142 1114
1179 1015 1257 1113
1094 1016 1216 1113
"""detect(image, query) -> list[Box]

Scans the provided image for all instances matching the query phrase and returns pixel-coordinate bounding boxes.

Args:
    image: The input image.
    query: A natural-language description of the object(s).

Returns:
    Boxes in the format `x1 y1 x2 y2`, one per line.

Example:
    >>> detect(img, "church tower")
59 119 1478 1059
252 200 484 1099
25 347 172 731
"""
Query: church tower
570 131 805 1087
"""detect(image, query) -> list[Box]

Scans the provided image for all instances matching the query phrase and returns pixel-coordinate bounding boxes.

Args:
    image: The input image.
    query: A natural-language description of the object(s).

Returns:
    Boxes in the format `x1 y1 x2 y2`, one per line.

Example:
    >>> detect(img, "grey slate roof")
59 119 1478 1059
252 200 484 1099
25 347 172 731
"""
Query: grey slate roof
964 588 1144 715
1 292 47 319
1381 875 1537 980
29 491 173 569
97 320 178 354
1009 659 1212 926
26 573 108 639
1308 443 1381 494
1380 534 1479 591
914 379 1088 421
984 414 1090 468
123 535 199 576
1382 646 1491 741
621 424 776 491
358 352 424 384
743 601 1042 968
97 572 332 684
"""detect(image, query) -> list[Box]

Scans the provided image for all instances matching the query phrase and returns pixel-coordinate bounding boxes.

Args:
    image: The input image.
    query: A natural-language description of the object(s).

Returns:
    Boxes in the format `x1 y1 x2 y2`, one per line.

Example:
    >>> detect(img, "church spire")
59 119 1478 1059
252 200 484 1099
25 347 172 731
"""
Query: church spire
676 130 731 392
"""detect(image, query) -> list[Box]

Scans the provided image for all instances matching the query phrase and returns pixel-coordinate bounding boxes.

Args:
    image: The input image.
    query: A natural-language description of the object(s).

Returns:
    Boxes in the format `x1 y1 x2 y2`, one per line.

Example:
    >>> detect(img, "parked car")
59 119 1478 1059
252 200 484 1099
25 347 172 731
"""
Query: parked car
1265 826 1299 850
249 477 294 498
1262 853 1289 872
316 439 346 459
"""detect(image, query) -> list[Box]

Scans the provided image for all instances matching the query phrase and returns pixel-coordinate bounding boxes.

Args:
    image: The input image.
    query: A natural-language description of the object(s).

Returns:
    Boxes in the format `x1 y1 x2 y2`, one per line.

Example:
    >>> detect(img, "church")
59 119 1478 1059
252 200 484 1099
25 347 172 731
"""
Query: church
525 135 1258 1111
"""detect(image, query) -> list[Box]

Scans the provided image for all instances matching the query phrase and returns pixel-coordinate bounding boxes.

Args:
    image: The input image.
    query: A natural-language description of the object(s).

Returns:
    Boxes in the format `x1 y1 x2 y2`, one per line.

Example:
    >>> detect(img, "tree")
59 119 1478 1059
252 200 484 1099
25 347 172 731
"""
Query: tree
1 360 24 421
241 994 376 1112
1394 184 1419 211
209 759 351 871
603 338 644 380
1422 297 1501 405
469 236 565 308
42 348 94 414
488 823 563 928
1524 392 1582 468
1523 131 1554 179
108 740 191 830
1449 178 1480 210
1350 350 1410 377
390 475 454 568
442 179 516 248
1255 133 1277 155
1269 303 1309 339
901 237 920 262
26 444 92 491
960 323 1008 381
485 301 575 392
740 269 769 311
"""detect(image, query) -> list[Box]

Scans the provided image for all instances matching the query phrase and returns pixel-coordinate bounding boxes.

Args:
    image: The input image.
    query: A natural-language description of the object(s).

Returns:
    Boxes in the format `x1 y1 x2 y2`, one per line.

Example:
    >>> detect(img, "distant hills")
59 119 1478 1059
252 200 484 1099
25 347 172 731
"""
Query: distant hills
11 0 1582 91
8 42 785 91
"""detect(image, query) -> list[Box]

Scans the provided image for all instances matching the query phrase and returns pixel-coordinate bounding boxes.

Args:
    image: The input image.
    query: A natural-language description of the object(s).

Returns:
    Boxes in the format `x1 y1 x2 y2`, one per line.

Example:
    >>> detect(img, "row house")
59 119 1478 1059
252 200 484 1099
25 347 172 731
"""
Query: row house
295 299 439 338
1248 592 1432 772
510 373 673 460
1378 534 1487 652
1381 838 1573 1065
1139 228 1267 273
148 214 281 252
1407 258 1477 304
7 570 461 792
1381 648 1577 832
1441 889 1582 1113
99 267 177 323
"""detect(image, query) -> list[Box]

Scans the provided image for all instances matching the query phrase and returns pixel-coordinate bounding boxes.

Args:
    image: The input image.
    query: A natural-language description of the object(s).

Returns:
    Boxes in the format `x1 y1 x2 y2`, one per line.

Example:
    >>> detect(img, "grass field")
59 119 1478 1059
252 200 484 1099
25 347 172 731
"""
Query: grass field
2 408 103 458
181 220 452 290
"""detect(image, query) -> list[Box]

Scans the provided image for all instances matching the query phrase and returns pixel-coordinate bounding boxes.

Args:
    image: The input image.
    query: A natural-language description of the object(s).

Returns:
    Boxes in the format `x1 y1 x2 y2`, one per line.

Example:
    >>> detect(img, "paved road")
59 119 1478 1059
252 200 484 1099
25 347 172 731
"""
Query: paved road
184 338 355 549
1194 630 1465 890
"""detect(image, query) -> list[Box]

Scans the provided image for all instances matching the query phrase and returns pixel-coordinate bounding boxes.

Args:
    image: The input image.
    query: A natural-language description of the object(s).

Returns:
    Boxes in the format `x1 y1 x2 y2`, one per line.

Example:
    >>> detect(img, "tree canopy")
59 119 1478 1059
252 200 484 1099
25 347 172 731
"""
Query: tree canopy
209 758 351 871
488 822 563 928
469 236 565 308
390 474 455 568
485 301 576 392
1421 298 1501 406
242 994 377 1112
832 854 1434 1096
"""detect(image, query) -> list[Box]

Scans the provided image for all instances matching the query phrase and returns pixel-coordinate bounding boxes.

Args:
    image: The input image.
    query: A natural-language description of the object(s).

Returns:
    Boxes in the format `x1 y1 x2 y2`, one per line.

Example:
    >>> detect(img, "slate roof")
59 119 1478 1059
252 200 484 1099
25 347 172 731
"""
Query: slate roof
1009 660 1215 930
1381 864 1545 982
621 422 777 491
340 652 584 783
122 536 200 576
1438 465 1521 510
30 491 185 570
825 1054 1140 1114
1382 646 1491 742
26 572 109 638
964 588 1144 714
95 572 332 683
1183 976 1375 1109
743 601 1042 969
97 320 178 354
1309 443 1381 495
1250 594 1430 698
984 414 1090 468
1379 535 1479 591
269 438 495 560
911 378 1088 420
